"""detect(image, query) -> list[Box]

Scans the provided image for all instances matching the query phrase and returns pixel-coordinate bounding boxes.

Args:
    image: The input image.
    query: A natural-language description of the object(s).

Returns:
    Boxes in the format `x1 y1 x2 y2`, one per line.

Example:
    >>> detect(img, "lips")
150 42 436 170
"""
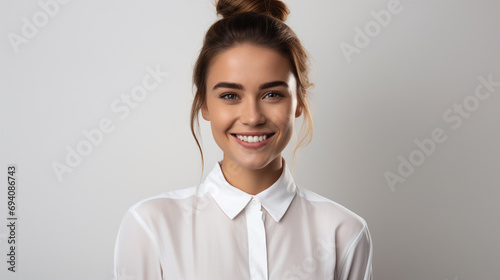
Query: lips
231 133 275 147
236 133 274 143
232 132 273 136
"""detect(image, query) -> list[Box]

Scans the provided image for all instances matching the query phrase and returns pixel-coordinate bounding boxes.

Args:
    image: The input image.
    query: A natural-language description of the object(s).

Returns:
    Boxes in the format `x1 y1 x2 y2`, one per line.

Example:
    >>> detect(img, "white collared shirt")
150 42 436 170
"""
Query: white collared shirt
114 160 373 280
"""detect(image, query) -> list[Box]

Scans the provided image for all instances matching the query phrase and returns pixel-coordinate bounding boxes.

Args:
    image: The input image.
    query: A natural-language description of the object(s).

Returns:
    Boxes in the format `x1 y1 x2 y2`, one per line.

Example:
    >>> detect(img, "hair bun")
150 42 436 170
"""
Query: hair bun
216 0 289 22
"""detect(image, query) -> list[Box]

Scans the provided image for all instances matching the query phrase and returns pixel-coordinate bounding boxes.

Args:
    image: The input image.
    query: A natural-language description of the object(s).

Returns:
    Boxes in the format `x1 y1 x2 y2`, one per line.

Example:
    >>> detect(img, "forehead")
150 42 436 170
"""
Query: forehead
207 44 294 87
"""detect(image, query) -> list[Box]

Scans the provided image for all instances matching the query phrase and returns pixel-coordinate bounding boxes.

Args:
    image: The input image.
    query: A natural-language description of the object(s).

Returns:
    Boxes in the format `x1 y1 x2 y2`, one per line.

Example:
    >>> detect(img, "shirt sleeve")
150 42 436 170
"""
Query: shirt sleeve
113 209 163 280
335 223 373 280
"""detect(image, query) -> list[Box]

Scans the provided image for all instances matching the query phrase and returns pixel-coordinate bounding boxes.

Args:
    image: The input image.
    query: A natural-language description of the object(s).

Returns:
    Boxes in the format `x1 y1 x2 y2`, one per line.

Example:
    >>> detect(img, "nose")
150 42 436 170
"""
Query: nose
240 99 265 126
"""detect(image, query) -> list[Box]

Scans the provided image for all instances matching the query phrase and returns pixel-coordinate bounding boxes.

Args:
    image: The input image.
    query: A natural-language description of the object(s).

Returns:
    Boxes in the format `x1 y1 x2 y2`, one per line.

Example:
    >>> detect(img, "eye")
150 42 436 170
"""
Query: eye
264 91 283 99
220 93 239 100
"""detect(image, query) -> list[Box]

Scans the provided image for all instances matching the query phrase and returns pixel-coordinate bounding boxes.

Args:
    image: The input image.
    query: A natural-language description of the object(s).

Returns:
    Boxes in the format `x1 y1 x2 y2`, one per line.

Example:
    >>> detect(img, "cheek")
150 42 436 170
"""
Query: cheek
210 108 236 133
270 105 295 128
268 108 295 142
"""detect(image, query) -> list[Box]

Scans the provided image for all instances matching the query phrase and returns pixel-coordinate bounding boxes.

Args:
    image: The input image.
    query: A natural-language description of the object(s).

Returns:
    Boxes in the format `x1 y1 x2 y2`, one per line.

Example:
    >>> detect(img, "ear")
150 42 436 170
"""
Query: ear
201 102 210 121
295 90 305 118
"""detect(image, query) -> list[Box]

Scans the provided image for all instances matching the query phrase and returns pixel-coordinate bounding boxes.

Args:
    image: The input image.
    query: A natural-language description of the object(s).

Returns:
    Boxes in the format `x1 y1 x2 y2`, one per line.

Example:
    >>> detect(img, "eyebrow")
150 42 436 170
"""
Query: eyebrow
212 81 288 91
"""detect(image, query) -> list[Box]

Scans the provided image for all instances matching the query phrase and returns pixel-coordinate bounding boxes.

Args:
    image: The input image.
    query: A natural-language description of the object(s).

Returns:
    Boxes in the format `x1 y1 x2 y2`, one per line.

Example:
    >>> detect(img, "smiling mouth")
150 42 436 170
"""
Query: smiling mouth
231 133 275 143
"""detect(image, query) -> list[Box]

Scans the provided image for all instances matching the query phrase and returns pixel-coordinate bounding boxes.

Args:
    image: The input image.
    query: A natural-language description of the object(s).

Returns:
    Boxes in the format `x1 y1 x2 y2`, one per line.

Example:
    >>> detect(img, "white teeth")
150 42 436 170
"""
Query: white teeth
236 134 268 143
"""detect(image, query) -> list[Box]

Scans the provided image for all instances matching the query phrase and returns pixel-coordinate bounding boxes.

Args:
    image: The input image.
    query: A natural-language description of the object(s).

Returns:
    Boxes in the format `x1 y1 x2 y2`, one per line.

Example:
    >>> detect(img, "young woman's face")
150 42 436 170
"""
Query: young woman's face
202 44 302 171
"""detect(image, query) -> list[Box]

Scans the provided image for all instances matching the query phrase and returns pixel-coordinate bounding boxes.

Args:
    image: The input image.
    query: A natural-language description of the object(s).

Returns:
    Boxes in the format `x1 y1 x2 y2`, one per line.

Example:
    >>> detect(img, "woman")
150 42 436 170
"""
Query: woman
114 0 373 279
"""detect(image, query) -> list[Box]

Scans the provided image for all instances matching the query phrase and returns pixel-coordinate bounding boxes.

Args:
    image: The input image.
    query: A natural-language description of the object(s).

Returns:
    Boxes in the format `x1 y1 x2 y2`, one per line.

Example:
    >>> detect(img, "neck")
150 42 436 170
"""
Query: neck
220 156 284 195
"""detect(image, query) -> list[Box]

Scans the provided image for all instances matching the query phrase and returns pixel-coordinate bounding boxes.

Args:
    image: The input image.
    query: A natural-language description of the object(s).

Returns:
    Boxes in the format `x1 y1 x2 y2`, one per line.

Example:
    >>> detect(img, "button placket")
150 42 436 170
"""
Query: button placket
252 197 261 206
245 196 268 280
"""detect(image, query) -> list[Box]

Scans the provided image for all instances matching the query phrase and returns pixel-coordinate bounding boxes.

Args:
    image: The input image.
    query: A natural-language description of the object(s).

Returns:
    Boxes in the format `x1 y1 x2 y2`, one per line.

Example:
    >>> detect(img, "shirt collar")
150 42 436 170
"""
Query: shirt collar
203 159 297 222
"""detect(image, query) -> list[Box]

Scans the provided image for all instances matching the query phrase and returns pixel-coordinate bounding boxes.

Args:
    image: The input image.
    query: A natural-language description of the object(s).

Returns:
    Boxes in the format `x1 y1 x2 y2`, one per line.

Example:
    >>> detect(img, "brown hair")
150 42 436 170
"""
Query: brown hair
191 0 314 173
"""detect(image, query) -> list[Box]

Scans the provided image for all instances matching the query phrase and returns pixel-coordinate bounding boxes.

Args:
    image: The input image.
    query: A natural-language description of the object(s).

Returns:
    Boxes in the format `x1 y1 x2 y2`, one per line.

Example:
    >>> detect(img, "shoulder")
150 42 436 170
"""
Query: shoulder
124 185 202 222
295 187 368 235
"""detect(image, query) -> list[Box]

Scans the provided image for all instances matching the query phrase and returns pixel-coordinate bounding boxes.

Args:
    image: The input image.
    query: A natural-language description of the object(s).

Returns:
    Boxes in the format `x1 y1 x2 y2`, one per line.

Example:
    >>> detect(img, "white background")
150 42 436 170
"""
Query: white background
1 0 499 279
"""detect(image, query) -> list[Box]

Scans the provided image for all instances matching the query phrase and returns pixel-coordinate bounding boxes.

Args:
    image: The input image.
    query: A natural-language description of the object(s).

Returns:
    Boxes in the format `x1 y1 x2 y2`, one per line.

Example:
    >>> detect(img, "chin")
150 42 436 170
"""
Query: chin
241 162 269 170
234 159 266 170
232 154 280 171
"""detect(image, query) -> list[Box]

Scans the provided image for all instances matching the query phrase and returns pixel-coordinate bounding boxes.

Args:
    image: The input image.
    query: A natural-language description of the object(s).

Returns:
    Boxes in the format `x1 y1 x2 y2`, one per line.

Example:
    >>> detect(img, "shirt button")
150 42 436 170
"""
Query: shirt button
252 197 260 206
